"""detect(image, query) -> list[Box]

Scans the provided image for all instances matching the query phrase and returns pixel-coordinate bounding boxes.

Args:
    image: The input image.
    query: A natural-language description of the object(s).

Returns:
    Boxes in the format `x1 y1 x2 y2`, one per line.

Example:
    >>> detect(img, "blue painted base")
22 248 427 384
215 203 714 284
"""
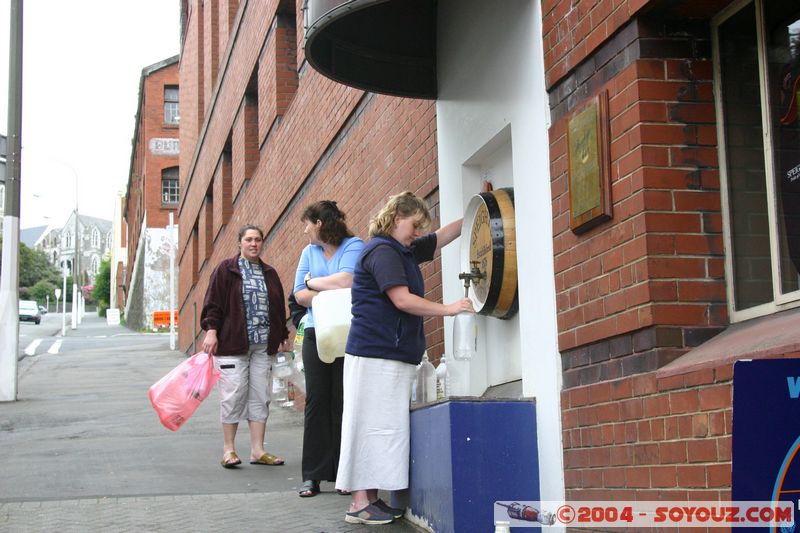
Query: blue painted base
408 399 540 533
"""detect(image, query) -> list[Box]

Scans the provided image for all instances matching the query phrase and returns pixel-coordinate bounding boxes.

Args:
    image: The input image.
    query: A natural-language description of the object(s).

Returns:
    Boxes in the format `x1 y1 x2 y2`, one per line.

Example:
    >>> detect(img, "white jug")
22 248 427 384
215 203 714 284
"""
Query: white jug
312 288 352 363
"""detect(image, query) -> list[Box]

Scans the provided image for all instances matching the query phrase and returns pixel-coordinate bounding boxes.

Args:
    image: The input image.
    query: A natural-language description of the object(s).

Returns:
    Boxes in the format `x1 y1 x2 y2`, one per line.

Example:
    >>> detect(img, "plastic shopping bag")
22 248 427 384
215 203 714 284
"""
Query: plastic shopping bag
148 352 220 431
313 288 352 363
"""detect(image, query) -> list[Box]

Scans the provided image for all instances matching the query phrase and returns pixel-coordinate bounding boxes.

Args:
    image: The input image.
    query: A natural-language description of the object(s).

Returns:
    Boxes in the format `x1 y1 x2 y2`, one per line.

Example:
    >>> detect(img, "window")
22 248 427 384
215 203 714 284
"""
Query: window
0 184 5 209
106 231 112 250
164 85 179 124
91 227 100 248
91 256 100 275
64 231 72 249
162 167 180 204
715 0 800 320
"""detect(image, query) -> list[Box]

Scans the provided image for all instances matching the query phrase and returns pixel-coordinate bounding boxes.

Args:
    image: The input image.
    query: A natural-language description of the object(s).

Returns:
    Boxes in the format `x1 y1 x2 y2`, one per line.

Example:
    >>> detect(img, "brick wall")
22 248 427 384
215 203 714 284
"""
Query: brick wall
545 1 740 501
177 0 445 360
562 365 732 499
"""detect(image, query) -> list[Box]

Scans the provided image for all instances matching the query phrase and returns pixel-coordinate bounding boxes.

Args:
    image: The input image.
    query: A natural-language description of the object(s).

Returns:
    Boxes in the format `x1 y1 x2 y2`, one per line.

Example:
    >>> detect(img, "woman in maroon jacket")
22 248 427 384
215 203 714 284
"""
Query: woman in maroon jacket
201 224 290 468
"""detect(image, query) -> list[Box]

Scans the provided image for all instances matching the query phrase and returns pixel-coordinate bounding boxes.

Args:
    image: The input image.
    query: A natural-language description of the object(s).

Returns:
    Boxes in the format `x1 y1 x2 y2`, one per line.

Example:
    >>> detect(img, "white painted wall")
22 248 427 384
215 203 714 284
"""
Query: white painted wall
142 226 175 327
436 0 564 504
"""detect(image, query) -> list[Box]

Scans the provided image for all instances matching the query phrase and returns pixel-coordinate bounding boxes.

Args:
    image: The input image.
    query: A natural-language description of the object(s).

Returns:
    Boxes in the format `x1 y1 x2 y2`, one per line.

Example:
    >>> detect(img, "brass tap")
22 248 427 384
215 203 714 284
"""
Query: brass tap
458 261 486 298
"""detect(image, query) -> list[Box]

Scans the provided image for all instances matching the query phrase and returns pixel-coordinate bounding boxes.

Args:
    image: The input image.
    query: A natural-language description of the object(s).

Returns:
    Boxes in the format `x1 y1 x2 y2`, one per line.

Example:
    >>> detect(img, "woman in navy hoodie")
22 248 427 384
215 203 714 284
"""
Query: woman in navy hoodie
335 192 474 525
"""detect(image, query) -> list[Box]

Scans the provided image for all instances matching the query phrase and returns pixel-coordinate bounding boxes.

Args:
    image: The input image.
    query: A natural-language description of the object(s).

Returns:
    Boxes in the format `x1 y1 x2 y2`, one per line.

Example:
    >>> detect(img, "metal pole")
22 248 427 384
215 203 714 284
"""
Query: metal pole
0 0 23 402
168 213 176 350
71 206 78 329
61 263 66 336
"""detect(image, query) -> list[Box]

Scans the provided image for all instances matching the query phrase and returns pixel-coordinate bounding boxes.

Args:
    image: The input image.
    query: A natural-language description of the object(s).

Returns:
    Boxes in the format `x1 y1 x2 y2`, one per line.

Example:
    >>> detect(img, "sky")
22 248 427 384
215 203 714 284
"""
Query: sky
0 0 180 230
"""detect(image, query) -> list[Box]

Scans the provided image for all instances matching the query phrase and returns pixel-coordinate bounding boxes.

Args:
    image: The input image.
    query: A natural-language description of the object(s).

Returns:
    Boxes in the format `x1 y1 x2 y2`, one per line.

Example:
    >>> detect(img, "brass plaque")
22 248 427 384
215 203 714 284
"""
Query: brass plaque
469 200 492 304
567 90 613 234
568 104 601 217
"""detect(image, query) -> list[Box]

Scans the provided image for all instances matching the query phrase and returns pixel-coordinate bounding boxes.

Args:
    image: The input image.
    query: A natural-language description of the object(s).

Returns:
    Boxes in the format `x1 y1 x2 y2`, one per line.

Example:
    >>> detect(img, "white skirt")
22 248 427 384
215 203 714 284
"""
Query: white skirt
335 354 417 492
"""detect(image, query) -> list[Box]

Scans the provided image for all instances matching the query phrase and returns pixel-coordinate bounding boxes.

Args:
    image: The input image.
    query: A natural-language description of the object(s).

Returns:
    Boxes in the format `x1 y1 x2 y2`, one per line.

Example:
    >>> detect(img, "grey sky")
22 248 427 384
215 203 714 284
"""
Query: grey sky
0 1 180 230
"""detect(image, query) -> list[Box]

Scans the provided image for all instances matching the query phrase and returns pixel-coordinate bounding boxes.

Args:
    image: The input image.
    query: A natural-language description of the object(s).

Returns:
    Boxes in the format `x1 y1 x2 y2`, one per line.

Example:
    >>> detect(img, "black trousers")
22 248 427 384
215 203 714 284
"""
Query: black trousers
301 328 345 482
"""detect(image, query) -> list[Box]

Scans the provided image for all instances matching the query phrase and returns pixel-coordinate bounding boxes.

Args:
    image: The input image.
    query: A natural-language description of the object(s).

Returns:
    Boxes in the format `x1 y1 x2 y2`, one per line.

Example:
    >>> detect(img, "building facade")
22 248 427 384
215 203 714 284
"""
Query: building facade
37 213 112 285
122 56 180 330
544 0 800 505
178 0 800 528
176 0 444 356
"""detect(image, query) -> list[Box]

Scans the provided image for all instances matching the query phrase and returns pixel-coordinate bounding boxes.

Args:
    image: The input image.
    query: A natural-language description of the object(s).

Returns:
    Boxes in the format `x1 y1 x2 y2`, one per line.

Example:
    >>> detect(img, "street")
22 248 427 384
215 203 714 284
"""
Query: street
1 313 424 532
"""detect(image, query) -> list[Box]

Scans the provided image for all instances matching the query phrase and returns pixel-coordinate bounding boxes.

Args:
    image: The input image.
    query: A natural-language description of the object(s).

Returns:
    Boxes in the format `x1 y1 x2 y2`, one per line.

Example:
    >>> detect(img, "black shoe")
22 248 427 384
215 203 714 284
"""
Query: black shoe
298 480 320 497
373 498 404 519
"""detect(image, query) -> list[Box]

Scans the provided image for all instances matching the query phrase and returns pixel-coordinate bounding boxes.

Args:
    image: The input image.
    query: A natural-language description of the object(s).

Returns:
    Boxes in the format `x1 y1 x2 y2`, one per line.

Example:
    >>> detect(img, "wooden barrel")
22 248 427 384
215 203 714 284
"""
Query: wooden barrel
460 187 518 319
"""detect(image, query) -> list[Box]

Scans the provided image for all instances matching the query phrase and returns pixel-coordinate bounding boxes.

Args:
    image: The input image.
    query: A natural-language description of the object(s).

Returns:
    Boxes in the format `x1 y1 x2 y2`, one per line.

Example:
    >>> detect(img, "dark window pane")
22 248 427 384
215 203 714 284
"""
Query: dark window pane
765 2 800 294
719 3 774 310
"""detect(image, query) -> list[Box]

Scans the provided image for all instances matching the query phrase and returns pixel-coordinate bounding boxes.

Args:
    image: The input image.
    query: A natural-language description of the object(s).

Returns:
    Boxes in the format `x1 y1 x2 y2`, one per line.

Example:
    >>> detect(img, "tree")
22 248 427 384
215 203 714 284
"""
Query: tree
92 258 111 316
18 243 61 288
29 280 57 306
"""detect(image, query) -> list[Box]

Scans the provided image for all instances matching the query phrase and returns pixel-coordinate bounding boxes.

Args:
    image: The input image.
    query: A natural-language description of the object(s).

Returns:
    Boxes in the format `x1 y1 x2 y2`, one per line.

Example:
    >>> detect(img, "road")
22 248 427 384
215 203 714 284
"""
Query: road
18 311 118 360
1 312 425 532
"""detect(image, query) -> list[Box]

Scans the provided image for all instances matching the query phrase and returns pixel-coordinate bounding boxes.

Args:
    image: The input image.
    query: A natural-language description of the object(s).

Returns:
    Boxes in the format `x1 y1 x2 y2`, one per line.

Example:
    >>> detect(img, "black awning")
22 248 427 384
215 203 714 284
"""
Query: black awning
304 0 437 99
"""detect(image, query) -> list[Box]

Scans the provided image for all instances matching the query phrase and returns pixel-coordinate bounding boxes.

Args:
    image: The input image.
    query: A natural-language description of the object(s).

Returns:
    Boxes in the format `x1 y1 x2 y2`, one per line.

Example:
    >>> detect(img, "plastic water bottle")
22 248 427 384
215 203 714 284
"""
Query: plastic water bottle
294 315 306 354
272 377 288 402
453 312 477 360
436 356 448 400
414 352 436 404
274 352 293 378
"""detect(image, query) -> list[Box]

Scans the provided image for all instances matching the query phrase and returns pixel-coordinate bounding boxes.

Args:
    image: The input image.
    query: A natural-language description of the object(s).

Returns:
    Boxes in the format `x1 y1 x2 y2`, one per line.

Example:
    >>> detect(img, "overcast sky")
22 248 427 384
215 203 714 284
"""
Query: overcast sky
0 1 180 230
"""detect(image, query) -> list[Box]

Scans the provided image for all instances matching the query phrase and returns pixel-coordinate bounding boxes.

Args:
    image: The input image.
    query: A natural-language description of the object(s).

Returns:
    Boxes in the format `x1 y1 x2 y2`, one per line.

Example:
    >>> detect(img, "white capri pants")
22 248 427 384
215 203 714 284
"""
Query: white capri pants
214 344 272 424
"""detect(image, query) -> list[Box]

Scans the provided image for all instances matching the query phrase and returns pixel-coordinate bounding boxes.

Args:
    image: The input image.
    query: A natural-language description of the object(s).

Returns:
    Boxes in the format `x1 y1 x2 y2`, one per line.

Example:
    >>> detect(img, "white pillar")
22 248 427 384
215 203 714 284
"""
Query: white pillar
71 282 78 330
61 265 67 336
168 213 176 351
0 217 20 401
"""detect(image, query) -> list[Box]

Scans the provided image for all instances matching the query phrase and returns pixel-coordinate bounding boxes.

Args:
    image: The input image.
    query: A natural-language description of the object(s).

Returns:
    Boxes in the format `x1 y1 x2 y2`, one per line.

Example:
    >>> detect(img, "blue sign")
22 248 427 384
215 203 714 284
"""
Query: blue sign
733 358 800 529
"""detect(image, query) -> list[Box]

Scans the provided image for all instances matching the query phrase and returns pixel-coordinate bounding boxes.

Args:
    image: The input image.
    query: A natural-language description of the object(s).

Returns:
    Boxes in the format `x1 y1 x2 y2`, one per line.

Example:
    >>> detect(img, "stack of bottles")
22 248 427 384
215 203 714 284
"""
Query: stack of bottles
273 351 294 406
411 352 437 406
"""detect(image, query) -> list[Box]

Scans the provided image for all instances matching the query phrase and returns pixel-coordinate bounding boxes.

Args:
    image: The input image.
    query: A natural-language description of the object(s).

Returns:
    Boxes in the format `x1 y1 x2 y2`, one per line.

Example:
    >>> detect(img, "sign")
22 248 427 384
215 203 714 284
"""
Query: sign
567 90 612 234
148 138 180 156
732 359 800 513
54 288 61 300
106 308 121 326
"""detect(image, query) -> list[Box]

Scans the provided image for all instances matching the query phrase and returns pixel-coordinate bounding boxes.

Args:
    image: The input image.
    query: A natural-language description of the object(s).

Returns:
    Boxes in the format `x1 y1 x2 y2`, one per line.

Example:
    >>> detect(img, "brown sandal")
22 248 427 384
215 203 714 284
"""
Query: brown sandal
221 451 241 468
250 452 285 465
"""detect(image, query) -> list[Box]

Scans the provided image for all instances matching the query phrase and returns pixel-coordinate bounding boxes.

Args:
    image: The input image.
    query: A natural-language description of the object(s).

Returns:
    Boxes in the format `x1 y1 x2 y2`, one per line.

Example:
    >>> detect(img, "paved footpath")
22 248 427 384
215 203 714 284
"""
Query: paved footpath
0 314 425 533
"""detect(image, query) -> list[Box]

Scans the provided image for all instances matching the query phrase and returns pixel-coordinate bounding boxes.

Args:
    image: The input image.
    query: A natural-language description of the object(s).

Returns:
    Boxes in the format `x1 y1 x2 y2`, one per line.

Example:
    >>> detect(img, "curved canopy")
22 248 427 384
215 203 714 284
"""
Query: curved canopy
304 0 437 99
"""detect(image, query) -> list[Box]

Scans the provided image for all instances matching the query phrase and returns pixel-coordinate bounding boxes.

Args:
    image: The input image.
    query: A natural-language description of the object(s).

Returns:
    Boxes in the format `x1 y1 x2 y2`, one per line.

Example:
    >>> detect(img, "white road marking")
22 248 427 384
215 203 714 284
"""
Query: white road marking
48 340 63 354
24 339 42 356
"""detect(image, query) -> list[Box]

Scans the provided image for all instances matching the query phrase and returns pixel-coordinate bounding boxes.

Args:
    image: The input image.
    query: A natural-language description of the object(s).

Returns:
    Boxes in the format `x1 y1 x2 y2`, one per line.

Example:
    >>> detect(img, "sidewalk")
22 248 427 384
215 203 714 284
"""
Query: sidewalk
0 314 425 532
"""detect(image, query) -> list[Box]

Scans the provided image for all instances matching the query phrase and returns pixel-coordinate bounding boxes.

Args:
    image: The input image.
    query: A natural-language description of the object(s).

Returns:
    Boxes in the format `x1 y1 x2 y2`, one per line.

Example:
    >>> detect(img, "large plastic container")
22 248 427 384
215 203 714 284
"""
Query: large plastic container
312 288 352 363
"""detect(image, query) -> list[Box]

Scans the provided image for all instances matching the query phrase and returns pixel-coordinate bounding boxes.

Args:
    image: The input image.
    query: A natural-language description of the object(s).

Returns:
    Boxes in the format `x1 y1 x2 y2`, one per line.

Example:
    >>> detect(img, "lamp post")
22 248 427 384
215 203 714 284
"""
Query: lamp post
71 207 79 330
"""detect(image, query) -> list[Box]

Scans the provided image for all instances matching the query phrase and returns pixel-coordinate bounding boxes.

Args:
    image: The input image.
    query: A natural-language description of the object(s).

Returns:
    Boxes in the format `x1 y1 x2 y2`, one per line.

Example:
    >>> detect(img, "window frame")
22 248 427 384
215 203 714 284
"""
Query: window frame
164 85 179 125
161 167 180 205
713 0 800 322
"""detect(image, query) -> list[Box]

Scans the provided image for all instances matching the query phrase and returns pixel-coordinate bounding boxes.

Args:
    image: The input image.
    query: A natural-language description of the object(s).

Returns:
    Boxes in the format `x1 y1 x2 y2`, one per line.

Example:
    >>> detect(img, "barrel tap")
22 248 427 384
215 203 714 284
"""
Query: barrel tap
458 261 485 298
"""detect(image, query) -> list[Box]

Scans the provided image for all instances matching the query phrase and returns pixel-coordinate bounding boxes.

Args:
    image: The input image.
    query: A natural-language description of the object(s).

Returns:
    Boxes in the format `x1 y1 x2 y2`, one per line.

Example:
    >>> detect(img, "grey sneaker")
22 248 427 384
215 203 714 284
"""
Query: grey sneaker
373 498 404 519
345 503 395 525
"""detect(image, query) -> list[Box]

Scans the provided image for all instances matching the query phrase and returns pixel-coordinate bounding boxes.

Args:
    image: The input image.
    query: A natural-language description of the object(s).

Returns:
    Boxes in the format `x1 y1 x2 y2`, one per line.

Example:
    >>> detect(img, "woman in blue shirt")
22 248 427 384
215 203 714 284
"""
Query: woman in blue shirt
293 200 364 497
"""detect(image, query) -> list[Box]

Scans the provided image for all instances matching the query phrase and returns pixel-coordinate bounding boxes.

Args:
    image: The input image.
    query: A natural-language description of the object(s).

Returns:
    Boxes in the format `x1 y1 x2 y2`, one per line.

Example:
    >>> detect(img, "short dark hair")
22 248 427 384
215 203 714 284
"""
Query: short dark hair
238 224 264 241
301 200 353 245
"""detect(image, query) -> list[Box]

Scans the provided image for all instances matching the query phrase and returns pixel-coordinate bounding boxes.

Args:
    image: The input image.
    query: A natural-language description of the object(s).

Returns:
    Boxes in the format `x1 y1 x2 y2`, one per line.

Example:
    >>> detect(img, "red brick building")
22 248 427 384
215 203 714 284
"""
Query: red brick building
544 0 800 503
176 0 444 357
176 0 800 524
123 56 181 330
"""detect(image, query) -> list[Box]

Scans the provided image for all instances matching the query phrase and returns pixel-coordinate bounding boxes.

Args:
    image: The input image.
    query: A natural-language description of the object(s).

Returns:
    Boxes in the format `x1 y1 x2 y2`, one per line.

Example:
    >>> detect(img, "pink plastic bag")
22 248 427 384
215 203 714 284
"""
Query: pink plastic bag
149 352 220 431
